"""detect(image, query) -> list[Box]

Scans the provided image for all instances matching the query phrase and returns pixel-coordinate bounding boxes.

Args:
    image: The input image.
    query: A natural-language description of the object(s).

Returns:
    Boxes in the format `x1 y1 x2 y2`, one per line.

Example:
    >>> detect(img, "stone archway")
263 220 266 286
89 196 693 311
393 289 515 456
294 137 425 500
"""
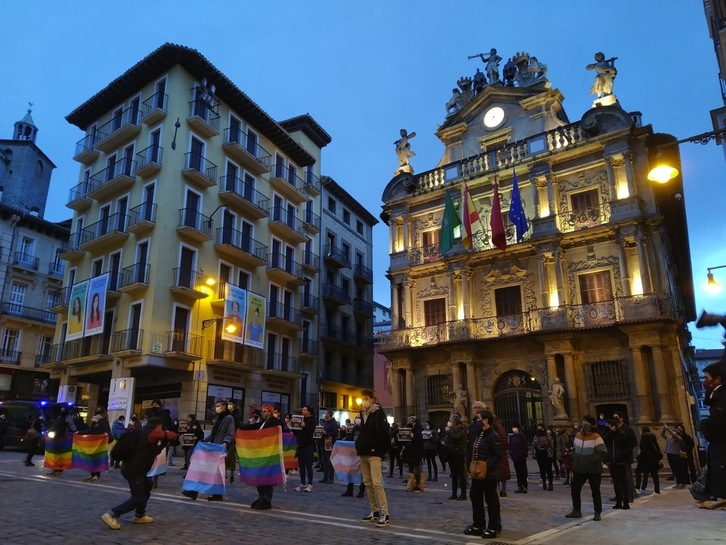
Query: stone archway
492 370 544 441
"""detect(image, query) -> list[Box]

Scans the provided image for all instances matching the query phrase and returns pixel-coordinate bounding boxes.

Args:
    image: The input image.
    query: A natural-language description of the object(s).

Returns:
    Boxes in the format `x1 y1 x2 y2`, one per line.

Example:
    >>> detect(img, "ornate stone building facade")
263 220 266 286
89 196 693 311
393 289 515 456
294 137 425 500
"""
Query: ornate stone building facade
378 52 697 439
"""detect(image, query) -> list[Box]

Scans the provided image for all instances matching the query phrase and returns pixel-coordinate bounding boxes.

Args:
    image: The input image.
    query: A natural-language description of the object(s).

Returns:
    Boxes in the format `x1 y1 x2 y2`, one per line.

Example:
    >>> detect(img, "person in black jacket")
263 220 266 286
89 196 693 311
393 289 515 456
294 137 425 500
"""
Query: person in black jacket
635 425 662 495
402 414 424 492
86 407 112 482
464 408 502 539
240 404 282 510
101 416 177 530
702 361 726 500
356 388 391 527
294 405 316 492
604 418 631 509
23 414 42 466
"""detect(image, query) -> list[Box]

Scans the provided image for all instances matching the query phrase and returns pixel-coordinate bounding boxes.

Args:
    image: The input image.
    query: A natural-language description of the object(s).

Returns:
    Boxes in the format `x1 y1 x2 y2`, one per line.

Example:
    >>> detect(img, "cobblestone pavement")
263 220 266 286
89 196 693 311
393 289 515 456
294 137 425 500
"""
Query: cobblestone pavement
0 450 721 545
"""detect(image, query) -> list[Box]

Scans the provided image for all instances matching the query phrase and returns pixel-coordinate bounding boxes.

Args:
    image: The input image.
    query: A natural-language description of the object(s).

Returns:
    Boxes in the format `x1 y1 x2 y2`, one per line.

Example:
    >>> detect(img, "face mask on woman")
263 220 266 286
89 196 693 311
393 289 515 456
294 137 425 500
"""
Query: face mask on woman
215 406 224 414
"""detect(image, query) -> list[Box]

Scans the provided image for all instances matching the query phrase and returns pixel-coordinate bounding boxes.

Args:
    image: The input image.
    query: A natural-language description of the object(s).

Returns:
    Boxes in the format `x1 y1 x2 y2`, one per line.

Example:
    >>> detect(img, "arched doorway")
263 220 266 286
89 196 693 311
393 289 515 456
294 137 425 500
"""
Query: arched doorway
493 370 544 441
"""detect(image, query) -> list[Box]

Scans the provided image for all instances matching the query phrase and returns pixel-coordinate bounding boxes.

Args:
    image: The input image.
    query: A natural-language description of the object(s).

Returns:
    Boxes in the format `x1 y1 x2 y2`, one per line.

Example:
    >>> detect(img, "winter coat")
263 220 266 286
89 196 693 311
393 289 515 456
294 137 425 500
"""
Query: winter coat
508 432 528 462
423 428 439 451
89 415 111 441
122 426 177 479
355 403 390 459
532 432 553 461
322 418 339 448
492 418 511 480
636 431 663 471
470 426 502 482
702 384 726 499
295 415 316 448
401 421 424 463
572 429 608 474
206 411 236 448
446 425 467 456
111 419 126 440
604 426 631 464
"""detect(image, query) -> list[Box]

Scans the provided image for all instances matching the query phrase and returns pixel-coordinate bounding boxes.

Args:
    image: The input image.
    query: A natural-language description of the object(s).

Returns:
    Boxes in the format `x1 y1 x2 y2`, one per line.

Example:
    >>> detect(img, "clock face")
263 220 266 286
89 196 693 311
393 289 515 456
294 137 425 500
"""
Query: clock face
484 106 505 128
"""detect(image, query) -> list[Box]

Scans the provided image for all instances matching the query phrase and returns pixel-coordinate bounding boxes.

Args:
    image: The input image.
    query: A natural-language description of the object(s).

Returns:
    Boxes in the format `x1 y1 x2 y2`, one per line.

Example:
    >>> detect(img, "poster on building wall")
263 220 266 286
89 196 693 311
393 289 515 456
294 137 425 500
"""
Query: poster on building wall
66 280 89 341
244 292 266 349
85 273 109 337
222 283 246 344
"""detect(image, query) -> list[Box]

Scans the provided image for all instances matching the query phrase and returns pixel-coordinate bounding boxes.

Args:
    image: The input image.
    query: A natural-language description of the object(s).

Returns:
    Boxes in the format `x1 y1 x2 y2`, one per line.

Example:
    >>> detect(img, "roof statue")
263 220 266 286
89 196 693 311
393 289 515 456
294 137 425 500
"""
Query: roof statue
445 49 551 119
586 51 618 107
394 128 416 174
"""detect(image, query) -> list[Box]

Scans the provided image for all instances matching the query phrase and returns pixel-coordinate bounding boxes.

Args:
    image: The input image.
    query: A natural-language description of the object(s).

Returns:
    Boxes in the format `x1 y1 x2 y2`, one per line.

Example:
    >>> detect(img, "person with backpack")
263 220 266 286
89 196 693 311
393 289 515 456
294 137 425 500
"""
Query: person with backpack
101 416 177 530
532 424 554 491
85 407 112 482
356 388 391 527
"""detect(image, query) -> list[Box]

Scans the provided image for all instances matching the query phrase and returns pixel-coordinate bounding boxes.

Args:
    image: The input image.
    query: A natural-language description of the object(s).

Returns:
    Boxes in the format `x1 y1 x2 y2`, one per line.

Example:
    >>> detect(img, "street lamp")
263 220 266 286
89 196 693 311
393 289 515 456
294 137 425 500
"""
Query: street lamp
704 265 726 294
647 128 726 183
202 317 238 335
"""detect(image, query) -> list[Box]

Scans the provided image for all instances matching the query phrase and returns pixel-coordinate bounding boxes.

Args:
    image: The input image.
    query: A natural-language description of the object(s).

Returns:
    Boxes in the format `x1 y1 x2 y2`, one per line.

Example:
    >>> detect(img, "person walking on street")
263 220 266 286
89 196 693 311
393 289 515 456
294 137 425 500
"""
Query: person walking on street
556 426 573 485
402 414 424 492
101 416 177 530
635 425 662 495
565 415 608 521
356 388 391 527
437 425 448 474
464 408 502 539
509 424 529 493
605 418 631 509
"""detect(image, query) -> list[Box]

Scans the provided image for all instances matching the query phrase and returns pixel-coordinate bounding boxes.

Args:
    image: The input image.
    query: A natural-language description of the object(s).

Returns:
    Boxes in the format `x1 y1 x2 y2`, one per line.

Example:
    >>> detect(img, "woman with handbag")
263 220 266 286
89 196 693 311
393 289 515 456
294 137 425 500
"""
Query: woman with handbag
23 414 41 466
464 408 502 539
635 425 662 495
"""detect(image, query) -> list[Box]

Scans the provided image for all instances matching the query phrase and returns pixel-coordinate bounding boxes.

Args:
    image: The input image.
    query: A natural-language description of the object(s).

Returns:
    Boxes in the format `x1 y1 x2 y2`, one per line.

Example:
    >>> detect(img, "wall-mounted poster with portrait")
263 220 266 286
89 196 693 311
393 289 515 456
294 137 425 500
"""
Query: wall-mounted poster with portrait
85 273 109 337
222 283 246 344
66 280 89 341
244 292 266 349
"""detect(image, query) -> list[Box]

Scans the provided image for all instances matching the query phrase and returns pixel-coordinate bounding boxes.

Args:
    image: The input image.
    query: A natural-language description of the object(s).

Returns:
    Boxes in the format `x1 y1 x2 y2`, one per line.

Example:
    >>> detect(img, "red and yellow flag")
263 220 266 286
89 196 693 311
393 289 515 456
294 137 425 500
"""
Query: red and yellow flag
462 183 482 250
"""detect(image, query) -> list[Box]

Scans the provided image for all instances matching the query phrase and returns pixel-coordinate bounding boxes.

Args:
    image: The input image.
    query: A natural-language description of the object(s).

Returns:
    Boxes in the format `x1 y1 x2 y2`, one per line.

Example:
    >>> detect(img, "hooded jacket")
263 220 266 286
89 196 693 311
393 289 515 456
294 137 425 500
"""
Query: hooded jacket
355 403 390 459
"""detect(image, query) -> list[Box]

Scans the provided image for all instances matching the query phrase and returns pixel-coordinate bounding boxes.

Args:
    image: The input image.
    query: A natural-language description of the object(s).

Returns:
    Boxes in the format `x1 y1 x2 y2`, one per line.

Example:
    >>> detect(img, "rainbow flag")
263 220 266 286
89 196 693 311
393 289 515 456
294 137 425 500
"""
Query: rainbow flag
330 440 362 484
182 442 226 495
282 432 298 470
44 434 73 470
236 427 284 487
71 434 109 473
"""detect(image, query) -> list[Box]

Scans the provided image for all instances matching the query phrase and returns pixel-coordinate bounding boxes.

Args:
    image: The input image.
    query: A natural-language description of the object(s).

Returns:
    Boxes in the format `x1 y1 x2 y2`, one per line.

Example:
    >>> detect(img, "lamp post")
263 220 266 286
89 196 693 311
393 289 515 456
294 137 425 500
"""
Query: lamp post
202 317 239 335
703 264 726 294
647 128 726 183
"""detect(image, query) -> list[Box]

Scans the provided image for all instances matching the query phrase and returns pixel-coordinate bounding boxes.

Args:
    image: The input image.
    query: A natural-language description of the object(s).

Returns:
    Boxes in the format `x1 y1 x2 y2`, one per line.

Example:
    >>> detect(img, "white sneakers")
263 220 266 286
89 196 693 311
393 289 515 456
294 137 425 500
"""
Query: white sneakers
294 484 314 492
101 513 120 530
376 514 390 527
304 484 313 492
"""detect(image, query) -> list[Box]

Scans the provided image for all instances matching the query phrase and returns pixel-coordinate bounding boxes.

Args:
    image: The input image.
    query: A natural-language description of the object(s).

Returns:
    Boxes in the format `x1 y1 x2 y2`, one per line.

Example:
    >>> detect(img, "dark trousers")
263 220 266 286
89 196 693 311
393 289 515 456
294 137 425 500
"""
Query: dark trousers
298 445 314 485
513 458 528 489
667 453 690 485
448 453 467 493
112 474 153 518
256 484 274 502
322 449 334 481
388 448 402 477
536 456 553 487
470 478 501 531
609 463 629 504
570 471 602 513
635 461 660 493
438 446 448 471
424 451 438 478
24 438 39 463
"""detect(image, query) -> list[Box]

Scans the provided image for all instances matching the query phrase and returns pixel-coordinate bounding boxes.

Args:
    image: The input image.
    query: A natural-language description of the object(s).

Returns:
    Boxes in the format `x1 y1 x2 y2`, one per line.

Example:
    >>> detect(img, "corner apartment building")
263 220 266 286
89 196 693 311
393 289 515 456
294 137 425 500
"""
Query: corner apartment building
318 176 377 421
0 108 70 399
378 52 698 439
52 43 329 419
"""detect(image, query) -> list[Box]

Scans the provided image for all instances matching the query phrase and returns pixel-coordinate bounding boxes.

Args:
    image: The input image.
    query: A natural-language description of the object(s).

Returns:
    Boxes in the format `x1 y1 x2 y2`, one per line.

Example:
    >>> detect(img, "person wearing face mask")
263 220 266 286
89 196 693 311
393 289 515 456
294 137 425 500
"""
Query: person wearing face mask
180 417 203 470
508 425 529 493
565 415 608 521
293 405 316 492
402 414 424 492
701 361 726 501
423 420 439 482
532 424 554 491
182 400 235 501
661 422 689 489
446 414 467 500
239 404 283 510
356 388 391 527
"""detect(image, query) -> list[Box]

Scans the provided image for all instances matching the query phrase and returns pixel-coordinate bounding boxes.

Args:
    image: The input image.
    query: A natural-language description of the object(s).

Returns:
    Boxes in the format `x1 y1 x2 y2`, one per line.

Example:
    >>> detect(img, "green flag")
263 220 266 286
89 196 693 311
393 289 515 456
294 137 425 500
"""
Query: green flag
440 190 462 254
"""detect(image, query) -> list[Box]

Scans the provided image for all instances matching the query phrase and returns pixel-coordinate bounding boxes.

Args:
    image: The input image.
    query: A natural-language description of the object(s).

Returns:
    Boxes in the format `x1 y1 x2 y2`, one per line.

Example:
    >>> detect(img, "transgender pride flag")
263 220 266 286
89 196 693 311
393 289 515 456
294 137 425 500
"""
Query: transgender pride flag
282 432 298 470
71 434 109 473
44 434 73 470
330 440 362 484
236 427 285 487
182 442 226 495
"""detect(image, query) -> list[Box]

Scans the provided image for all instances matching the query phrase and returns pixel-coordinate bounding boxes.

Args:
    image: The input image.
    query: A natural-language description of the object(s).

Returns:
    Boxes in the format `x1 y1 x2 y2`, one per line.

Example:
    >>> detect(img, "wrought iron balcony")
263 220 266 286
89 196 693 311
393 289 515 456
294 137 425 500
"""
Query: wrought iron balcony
88 159 136 201
150 330 203 359
207 340 264 369
95 105 141 153
214 227 267 268
0 349 21 365
141 92 168 125
128 202 156 234
187 96 220 138
177 208 213 242
353 263 373 284
219 174 269 219
322 283 350 305
50 336 111 363
73 133 99 164
268 205 307 243
78 212 129 252
353 298 374 317
110 328 143 352
120 263 150 292
264 351 301 374
267 301 303 328
303 169 321 195
0 303 56 324
299 338 319 357
323 244 351 269
170 268 212 300
302 249 320 272
49 260 65 278
222 127 272 174
269 163 308 204
13 252 39 271
183 152 217 188
266 252 306 285
66 180 92 211
300 292 319 312
303 207 320 232
135 144 163 178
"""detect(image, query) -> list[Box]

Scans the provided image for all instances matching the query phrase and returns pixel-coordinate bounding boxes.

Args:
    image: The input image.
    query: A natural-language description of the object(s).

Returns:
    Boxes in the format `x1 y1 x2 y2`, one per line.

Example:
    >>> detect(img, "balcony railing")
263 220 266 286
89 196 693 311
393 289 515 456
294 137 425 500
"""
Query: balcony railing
267 301 302 326
303 207 320 230
188 96 221 133
183 152 217 185
214 227 267 260
300 338 319 355
79 212 128 245
304 169 321 194
323 244 351 268
219 174 269 213
95 106 141 151
141 92 168 122
150 330 203 357
110 328 143 352
128 202 157 229
266 252 304 280
265 351 301 374
67 180 91 207
88 159 136 195
35 353 51 367
300 292 319 310
13 252 39 270
556 207 608 233
50 336 110 362
0 349 21 365
172 268 211 291
178 208 213 237
302 249 320 270
135 144 163 176
271 163 303 190
353 298 374 316
49 260 65 278
120 262 150 288
223 127 272 171
322 282 350 303
0 303 56 324
73 133 99 163
207 339 264 368
376 293 677 351
353 263 373 283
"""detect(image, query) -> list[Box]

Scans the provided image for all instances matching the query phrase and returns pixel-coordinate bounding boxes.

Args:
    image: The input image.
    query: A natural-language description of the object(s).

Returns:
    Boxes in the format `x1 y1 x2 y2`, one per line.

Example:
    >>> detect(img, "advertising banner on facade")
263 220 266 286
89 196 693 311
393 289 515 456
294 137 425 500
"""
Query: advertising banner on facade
66 280 89 341
222 283 246 344
85 273 109 337
244 292 266 349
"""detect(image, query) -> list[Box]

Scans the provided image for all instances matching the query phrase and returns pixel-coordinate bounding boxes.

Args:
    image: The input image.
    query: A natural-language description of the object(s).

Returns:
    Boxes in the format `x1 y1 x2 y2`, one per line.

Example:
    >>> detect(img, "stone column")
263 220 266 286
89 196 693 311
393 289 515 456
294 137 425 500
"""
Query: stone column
462 268 471 319
554 247 567 306
563 354 578 422
451 270 461 321
635 231 652 294
466 362 477 404
402 215 409 251
617 236 631 297
405 368 415 417
630 346 653 423
651 345 675 421
546 173 555 215
403 279 413 328
538 253 549 307
531 175 541 217
623 152 636 197
390 279 400 329
605 156 617 199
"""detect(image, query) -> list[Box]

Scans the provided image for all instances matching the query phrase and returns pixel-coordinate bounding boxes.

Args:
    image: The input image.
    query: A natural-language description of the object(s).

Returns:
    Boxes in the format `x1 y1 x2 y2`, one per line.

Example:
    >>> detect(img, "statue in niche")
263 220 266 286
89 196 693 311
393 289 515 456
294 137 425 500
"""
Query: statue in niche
450 384 468 416
394 128 416 173
549 377 568 419
586 52 618 98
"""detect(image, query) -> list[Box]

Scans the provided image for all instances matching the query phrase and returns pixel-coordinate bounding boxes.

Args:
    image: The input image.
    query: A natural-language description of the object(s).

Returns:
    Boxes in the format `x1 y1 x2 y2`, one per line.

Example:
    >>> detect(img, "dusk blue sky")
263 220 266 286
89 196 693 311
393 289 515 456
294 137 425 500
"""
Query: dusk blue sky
3 1 726 348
